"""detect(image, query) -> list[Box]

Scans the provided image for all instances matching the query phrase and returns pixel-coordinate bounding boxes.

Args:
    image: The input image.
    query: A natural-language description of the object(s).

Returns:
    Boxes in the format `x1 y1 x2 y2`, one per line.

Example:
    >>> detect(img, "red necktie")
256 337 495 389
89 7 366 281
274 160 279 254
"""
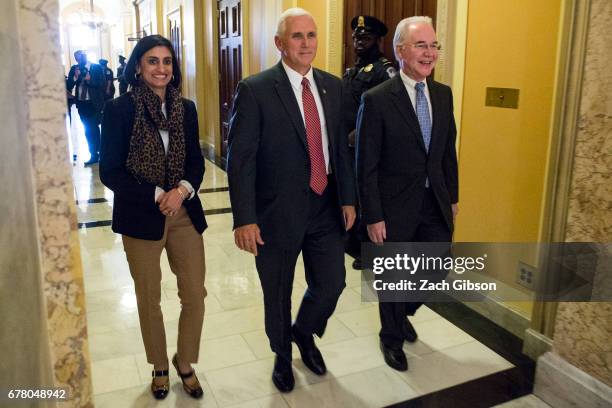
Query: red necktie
301 77 327 195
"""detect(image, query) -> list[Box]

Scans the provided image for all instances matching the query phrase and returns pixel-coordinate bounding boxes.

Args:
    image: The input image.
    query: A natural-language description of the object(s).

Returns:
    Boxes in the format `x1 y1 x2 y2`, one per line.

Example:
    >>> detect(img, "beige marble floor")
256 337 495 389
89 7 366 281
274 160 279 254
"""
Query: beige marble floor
493 395 552 407
74 155 516 407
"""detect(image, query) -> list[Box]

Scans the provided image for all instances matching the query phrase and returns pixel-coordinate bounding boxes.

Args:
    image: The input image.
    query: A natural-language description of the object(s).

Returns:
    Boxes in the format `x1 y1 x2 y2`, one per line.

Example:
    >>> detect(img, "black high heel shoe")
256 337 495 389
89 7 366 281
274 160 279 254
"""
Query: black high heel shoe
172 354 204 399
150 369 169 400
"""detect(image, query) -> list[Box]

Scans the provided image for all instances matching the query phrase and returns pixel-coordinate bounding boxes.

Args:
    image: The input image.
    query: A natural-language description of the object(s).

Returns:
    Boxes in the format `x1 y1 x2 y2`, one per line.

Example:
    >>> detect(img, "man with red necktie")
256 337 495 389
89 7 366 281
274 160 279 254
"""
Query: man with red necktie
227 7 356 394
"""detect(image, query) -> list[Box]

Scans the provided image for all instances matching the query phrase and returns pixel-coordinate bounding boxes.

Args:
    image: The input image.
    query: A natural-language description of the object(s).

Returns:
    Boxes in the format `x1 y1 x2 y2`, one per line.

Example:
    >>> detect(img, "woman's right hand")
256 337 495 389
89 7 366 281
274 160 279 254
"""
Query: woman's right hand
158 188 185 216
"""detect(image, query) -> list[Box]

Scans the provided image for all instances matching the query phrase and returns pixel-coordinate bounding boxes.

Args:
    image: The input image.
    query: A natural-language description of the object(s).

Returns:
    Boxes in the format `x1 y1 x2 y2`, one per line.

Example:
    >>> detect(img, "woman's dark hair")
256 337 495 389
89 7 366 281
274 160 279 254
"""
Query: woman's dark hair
124 34 181 89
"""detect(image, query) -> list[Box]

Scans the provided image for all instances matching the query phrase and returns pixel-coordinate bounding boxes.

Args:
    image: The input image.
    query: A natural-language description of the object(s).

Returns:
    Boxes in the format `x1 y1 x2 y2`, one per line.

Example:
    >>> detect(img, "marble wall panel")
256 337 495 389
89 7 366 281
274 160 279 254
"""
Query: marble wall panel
0 0 54 399
17 0 93 405
555 0 612 387
564 0 612 243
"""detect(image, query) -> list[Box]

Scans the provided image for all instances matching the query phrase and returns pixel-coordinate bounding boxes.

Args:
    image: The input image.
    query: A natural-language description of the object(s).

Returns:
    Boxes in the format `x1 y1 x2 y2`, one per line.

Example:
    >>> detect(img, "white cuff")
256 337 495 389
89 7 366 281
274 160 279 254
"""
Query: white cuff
179 180 195 199
155 186 165 202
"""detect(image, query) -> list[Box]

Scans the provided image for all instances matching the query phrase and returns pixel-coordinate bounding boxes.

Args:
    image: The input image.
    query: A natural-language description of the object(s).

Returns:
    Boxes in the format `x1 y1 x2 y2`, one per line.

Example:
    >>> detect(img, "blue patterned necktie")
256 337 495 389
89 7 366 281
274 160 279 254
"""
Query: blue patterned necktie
415 82 431 153
415 82 431 187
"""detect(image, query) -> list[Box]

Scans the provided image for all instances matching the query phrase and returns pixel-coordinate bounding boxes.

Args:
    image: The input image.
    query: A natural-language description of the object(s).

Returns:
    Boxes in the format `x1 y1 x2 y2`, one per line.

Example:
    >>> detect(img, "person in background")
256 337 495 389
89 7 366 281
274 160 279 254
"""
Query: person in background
65 75 77 162
65 75 74 123
227 8 356 393
356 16 459 372
343 15 396 270
99 35 207 401
99 58 115 101
67 50 105 165
117 54 128 95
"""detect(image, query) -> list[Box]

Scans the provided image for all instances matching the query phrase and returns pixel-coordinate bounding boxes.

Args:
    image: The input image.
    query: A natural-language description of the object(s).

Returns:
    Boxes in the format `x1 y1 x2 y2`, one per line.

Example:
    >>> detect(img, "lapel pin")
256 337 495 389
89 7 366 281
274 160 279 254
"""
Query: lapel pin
323 89 327 94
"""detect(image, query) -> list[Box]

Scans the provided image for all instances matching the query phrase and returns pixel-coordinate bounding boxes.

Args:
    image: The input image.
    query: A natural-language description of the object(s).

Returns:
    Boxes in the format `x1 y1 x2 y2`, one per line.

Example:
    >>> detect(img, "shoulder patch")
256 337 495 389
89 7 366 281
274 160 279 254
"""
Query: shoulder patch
386 66 397 78
379 57 394 66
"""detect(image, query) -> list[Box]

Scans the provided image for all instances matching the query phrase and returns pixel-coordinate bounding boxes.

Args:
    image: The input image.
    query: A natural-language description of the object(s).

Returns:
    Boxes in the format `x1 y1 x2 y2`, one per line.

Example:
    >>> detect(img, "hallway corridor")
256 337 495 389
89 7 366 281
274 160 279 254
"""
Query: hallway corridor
73 154 539 407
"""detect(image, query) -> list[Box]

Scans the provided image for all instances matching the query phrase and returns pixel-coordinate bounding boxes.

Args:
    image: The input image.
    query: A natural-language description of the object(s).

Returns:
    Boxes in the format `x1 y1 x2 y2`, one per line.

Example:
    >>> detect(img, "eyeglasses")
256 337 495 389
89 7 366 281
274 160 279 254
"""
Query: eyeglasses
407 42 442 51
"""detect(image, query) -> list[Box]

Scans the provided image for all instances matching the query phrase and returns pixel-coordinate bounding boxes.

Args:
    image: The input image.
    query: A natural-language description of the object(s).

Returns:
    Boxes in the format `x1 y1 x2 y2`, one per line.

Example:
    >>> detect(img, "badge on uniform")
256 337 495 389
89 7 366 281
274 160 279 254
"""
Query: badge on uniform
364 64 373 72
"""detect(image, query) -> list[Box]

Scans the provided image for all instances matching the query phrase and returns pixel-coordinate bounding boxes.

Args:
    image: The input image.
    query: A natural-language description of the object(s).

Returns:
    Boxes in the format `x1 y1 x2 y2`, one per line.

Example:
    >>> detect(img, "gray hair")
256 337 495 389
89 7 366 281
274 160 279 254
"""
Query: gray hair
392 16 433 60
276 7 315 37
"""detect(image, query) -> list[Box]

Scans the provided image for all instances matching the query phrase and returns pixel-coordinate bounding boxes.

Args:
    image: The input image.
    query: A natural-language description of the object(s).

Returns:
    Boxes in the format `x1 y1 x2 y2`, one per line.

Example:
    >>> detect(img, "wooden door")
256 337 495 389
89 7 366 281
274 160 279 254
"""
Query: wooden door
218 0 242 165
167 8 183 92
343 0 437 72
167 8 183 71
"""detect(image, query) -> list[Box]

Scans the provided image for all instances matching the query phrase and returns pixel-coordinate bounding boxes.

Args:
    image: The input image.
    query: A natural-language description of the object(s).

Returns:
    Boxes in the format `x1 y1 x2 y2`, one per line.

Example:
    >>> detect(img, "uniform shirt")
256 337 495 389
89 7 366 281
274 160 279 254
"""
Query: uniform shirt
342 55 396 133
282 60 331 174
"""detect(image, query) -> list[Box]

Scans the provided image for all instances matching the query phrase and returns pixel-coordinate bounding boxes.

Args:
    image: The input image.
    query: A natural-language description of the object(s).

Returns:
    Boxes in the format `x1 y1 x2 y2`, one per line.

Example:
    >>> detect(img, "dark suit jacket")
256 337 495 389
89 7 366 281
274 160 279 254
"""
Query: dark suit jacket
356 75 458 240
227 62 356 248
66 63 106 115
99 92 207 240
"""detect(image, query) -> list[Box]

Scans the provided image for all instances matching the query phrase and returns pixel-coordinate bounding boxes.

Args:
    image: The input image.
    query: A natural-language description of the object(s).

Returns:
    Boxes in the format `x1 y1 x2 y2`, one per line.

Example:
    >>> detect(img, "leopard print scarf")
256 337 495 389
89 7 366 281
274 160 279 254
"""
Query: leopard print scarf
126 84 185 190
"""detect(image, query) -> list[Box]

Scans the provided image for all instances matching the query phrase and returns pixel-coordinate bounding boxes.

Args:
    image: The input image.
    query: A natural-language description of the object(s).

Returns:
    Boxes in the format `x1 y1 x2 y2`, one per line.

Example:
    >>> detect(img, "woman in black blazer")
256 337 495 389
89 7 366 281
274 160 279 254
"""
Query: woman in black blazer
100 35 206 400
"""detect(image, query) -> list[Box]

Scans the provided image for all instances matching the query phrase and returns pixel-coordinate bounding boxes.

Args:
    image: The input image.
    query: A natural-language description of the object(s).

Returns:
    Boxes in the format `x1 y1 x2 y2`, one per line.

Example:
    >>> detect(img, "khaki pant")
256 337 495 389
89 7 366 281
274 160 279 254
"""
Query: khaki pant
122 206 206 366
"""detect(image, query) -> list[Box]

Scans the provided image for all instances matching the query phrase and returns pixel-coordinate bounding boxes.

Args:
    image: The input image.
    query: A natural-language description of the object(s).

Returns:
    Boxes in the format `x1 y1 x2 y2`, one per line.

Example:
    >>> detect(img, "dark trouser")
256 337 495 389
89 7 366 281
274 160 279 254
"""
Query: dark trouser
76 100 101 160
345 147 368 260
67 100 74 123
255 181 346 362
345 208 368 260
379 187 452 349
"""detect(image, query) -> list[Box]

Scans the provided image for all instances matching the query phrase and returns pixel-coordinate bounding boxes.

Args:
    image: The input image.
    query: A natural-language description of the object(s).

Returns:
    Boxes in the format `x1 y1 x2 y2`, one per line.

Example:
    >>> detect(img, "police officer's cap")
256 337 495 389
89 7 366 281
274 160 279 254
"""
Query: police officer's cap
99 59 108 65
351 15 388 37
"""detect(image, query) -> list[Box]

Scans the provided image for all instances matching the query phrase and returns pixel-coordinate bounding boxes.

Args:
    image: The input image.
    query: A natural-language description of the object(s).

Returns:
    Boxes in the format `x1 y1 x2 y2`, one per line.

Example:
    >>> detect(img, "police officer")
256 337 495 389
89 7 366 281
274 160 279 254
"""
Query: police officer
343 15 396 269
116 55 128 95
99 59 115 100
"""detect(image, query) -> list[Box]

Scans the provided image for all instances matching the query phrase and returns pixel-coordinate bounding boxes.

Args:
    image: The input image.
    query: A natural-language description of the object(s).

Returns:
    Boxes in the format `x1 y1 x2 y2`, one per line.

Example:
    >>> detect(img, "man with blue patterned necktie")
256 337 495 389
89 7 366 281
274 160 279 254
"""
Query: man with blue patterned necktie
356 16 459 371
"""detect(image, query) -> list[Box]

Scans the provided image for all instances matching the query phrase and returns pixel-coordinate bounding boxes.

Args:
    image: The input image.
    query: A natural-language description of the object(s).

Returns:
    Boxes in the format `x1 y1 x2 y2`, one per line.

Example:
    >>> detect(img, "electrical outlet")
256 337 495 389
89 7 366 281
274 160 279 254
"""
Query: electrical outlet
517 261 536 290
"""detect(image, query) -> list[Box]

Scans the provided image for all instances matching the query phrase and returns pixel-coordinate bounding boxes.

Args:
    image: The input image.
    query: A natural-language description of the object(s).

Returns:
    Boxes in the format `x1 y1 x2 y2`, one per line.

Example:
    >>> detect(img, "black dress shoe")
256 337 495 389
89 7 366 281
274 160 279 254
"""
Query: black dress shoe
380 341 408 371
172 354 204 399
402 319 418 343
291 325 326 375
352 258 363 270
150 369 169 400
272 355 294 393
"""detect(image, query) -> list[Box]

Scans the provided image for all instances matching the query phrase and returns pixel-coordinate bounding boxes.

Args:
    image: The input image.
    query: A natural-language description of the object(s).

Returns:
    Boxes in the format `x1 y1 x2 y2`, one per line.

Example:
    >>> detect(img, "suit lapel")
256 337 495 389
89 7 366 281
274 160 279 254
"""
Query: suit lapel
390 75 427 153
273 62 308 151
427 77 441 154
312 69 335 152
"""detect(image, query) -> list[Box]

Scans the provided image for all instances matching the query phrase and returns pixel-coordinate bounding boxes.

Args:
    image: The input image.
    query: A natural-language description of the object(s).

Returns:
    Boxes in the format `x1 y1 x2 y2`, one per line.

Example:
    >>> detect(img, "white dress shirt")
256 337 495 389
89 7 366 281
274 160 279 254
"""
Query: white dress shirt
76 62 92 101
281 60 331 174
399 70 433 122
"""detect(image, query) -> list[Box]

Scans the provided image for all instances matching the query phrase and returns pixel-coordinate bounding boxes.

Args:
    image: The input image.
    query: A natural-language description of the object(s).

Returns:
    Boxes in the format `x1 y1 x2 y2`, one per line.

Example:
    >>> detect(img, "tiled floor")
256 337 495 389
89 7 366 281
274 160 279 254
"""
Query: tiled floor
493 395 551 407
72 126 522 407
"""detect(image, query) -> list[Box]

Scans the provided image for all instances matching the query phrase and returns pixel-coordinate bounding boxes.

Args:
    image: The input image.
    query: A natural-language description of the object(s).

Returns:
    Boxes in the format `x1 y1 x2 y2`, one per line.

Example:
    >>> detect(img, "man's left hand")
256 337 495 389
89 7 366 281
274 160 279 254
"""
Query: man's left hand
342 205 356 231
451 203 459 221
347 130 356 147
